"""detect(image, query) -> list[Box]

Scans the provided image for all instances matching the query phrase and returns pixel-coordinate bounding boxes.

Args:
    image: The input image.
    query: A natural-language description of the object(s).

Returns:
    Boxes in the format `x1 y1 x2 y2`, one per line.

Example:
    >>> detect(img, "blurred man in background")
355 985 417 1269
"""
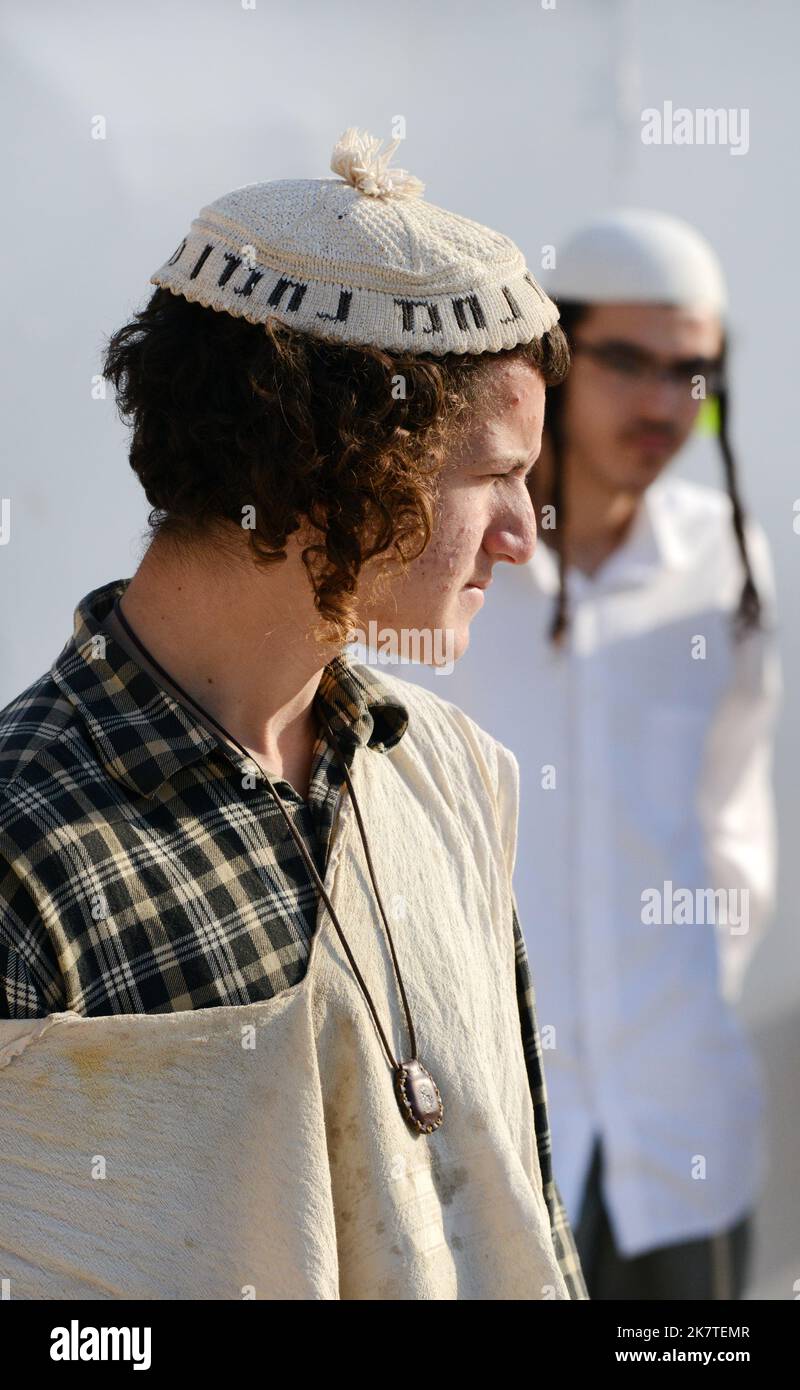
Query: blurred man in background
378 209 782 1299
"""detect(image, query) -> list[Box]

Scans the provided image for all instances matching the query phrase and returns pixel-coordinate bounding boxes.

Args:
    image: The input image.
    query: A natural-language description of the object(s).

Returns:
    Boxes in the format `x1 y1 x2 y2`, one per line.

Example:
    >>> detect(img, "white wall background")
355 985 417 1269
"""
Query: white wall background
1 0 796 1298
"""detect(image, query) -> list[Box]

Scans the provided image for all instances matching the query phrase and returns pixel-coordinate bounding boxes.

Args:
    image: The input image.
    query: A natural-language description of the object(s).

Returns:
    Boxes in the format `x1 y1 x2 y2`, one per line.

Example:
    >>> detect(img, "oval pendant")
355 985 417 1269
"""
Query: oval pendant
395 1059 444 1134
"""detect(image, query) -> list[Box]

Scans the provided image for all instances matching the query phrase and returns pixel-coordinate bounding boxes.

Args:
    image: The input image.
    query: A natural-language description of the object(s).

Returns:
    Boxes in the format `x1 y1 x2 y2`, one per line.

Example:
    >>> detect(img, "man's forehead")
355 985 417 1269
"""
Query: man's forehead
476 357 546 420
581 301 724 353
460 391 544 465
485 353 544 395
442 358 545 467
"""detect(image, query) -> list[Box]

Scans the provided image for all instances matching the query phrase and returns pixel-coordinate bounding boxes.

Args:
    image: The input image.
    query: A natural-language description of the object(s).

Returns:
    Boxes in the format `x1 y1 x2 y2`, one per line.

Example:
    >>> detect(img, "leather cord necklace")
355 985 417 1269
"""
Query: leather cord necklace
112 600 444 1135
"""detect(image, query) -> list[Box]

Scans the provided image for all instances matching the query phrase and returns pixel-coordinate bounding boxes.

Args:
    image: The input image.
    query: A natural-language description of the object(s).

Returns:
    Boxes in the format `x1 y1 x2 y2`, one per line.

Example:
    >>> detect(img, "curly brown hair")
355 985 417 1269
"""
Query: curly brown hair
102 287 570 645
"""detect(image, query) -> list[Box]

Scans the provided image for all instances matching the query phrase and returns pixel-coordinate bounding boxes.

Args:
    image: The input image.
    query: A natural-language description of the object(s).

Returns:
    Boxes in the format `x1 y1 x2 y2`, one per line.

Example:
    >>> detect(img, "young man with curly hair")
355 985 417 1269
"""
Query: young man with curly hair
0 129 587 1300
390 209 782 1301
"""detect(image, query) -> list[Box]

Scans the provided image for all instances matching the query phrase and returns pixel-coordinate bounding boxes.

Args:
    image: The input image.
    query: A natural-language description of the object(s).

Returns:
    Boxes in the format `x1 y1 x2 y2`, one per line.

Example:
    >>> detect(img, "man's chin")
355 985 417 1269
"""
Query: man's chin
407 612 466 674
347 613 463 672
432 619 468 671
621 447 675 483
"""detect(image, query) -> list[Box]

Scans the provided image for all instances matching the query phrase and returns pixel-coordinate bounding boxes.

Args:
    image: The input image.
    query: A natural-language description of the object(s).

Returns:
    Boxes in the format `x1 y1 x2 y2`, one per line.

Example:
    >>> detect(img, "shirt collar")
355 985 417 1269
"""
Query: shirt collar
50 577 409 799
530 476 693 596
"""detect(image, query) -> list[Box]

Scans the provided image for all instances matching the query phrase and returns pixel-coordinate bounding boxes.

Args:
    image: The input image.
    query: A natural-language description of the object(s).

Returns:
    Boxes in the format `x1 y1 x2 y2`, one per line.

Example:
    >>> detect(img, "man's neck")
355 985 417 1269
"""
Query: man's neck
117 532 341 789
533 446 642 578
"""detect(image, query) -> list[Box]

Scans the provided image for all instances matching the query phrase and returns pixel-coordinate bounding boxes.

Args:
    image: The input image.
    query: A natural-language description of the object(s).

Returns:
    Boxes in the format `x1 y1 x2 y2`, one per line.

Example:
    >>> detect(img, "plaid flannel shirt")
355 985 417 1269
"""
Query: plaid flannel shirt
0 577 587 1299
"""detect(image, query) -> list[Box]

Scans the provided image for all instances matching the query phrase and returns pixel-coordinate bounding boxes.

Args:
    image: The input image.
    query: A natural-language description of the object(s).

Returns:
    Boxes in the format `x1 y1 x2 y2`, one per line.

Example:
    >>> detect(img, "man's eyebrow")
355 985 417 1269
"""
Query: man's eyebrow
588 338 646 352
492 453 540 473
589 338 720 365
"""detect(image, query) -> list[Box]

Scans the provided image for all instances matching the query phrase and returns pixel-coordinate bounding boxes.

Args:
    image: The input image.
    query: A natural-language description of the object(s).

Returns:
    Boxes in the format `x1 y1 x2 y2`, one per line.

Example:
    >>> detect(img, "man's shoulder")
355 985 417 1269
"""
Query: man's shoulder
657 474 729 515
0 666 93 838
354 658 520 878
0 666 93 1010
653 475 735 542
0 667 77 779
349 658 519 792
656 475 771 547
654 475 774 584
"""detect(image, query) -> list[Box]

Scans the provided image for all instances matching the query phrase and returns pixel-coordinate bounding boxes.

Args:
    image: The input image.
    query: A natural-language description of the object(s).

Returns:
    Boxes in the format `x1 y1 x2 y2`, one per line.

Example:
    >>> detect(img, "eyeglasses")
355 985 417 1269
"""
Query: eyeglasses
571 338 725 394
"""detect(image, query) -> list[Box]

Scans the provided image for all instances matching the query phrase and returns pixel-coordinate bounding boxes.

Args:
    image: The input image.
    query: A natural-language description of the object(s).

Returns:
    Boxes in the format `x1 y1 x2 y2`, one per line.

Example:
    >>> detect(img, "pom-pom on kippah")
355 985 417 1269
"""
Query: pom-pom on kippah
330 126 426 200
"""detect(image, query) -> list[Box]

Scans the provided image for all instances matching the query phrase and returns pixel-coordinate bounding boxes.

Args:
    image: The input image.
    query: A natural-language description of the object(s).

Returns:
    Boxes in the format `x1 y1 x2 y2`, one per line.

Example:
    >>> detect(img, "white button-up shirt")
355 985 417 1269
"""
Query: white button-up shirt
364 476 782 1256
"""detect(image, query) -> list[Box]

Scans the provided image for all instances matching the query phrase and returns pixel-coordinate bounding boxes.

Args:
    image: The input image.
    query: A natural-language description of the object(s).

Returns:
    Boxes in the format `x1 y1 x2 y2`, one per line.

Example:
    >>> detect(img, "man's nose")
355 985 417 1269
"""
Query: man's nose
486 499 537 565
635 376 687 418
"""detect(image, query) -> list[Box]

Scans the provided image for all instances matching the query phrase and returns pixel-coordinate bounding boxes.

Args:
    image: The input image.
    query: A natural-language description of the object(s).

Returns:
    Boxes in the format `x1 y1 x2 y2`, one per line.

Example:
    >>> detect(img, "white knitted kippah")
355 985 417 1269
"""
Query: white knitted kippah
149 127 559 357
545 208 727 313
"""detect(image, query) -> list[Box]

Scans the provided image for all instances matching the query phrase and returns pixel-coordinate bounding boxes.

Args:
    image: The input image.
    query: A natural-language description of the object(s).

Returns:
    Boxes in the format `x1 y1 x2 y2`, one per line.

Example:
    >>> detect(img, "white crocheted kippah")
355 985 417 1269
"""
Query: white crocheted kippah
545 208 727 313
149 127 559 356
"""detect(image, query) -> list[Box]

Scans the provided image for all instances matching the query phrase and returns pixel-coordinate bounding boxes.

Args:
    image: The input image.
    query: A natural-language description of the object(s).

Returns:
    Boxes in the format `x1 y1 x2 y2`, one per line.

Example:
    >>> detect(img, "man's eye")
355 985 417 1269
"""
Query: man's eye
605 351 643 373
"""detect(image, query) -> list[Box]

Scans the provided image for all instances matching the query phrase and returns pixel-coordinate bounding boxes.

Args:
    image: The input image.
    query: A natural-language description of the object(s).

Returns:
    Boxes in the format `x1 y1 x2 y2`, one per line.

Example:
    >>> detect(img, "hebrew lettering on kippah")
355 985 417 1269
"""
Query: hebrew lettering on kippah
499 286 523 323
317 290 353 324
158 237 542 344
524 271 548 304
266 277 307 311
218 253 243 286
189 244 214 280
393 299 443 334
234 270 264 298
451 295 486 331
